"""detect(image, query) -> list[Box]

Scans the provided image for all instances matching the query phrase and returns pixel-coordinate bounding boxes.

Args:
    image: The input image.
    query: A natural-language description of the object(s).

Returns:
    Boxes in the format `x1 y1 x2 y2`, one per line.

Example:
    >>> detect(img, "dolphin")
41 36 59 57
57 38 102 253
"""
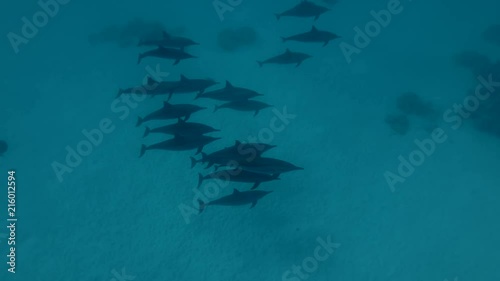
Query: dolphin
195 81 263 101
139 135 220 157
198 169 280 190
117 77 179 98
168 75 218 100
137 46 196 65
138 31 199 50
143 119 220 138
275 0 330 21
257 49 312 67
190 140 277 168
237 157 304 174
282 26 341 46
198 189 273 213
136 102 206 127
214 100 272 116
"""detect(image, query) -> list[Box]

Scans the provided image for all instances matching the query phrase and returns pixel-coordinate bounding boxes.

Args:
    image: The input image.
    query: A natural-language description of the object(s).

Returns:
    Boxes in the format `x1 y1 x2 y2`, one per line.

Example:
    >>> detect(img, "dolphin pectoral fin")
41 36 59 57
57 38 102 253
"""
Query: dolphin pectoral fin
254 110 260 117
184 114 191 121
314 14 320 21
250 201 257 208
173 59 180 65
139 144 147 158
197 199 206 214
116 89 124 98
281 37 287 43
167 92 173 101
323 40 329 47
137 54 143 64
251 182 261 190
295 62 302 67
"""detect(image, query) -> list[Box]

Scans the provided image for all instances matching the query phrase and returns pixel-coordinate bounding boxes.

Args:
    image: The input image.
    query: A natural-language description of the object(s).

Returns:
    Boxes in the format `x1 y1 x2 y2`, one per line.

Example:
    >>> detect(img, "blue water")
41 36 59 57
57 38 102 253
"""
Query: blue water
1 0 499 280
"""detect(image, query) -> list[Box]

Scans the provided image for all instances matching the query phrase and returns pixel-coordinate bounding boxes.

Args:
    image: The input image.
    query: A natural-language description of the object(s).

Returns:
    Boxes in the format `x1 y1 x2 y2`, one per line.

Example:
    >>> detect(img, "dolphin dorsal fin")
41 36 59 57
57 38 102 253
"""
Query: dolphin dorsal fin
162 31 171 39
147 76 157 86
225 81 234 88
180 74 188 82
163 101 171 108
232 189 241 194
311 26 318 32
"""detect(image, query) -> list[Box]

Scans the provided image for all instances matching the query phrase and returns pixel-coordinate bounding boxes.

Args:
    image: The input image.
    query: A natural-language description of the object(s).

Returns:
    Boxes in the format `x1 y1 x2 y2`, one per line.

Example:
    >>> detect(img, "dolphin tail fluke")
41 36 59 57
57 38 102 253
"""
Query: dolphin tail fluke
281 37 287 43
275 13 281 20
196 145 204 155
139 144 147 158
136 117 143 127
190 157 198 168
197 199 206 214
197 173 204 189
143 127 150 138
257 61 264 68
